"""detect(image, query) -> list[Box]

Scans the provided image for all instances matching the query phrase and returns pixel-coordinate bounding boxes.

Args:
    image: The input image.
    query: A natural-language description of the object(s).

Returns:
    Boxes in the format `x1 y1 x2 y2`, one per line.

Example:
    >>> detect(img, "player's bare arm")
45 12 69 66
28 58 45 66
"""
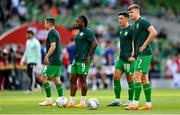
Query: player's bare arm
44 42 56 65
84 39 98 63
128 39 135 62
139 26 157 53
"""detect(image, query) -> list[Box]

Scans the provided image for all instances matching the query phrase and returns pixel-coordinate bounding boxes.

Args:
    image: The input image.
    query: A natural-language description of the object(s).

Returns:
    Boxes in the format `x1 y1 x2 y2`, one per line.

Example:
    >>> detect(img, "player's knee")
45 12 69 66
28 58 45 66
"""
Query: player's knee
133 72 141 82
133 76 141 82
141 76 149 84
81 82 87 86
81 82 87 88
113 72 120 80
70 78 77 89
113 75 120 80
71 77 77 84
126 75 133 82
41 76 48 83
53 78 61 84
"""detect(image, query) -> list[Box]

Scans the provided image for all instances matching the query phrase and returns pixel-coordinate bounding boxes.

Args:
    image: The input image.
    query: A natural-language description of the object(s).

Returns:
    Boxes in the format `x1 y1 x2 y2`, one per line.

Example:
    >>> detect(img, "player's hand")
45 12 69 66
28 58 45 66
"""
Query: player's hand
128 56 135 62
20 61 24 65
84 56 90 64
44 56 50 65
139 45 146 53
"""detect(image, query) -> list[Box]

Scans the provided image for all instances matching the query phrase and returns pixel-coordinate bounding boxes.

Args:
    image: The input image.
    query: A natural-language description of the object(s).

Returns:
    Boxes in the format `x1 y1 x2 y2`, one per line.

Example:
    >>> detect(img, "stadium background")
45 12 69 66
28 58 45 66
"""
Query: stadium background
0 0 180 114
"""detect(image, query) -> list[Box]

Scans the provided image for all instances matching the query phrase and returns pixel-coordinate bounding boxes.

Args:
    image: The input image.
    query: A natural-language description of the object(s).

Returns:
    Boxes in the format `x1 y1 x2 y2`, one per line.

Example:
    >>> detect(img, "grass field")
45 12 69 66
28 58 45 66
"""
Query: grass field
0 89 180 114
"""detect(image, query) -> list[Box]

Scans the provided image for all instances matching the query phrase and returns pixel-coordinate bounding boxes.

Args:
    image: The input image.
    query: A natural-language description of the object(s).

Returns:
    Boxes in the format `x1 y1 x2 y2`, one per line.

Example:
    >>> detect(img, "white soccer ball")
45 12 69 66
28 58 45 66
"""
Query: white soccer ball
56 97 68 107
87 98 100 110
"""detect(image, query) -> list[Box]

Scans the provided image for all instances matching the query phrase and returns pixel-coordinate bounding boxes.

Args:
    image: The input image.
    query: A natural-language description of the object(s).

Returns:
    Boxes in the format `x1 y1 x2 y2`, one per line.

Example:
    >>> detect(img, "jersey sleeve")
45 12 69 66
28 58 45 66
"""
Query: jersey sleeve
21 40 28 62
141 18 151 30
129 28 133 40
86 30 96 42
48 32 56 43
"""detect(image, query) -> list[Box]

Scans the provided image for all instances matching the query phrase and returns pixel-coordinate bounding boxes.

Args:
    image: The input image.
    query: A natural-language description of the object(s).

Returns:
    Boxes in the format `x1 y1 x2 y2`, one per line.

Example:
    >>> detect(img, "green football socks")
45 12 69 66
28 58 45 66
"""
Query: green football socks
143 83 151 102
128 81 134 101
134 82 142 101
56 83 63 97
114 80 121 99
43 82 51 98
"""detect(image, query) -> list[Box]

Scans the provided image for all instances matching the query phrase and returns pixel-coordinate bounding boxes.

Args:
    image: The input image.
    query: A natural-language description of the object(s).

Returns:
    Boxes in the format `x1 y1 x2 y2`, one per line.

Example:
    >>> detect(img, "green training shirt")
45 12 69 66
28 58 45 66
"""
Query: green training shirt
74 27 96 61
46 29 61 65
132 17 152 57
119 25 133 62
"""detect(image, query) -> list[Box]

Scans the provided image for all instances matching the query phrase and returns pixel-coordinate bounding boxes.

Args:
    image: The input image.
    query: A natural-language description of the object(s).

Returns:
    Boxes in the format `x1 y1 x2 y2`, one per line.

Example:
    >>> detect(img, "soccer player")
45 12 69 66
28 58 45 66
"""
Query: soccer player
39 17 63 106
125 4 157 110
107 11 135 107
66 15 98 108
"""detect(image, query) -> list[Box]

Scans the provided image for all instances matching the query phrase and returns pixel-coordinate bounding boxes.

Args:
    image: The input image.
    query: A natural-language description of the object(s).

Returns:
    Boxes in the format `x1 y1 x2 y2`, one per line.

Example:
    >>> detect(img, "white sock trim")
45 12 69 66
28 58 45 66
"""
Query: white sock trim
115 99 120 102
146 102 152 106
133 100 139 106
128 100 133 103
46 97 52 101
70 96 75 104
81 96 86 105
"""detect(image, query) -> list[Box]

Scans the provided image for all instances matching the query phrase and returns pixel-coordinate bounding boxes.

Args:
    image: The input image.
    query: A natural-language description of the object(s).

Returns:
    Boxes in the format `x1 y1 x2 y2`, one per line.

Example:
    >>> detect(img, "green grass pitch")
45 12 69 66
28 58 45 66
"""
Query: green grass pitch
0 89 180 114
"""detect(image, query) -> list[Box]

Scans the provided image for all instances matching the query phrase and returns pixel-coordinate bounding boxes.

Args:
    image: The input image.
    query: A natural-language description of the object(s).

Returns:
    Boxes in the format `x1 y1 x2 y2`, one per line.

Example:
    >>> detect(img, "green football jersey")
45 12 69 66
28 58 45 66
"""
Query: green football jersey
132 17 152 57
119 25 133 62
74 27 96 61
46 29 61 65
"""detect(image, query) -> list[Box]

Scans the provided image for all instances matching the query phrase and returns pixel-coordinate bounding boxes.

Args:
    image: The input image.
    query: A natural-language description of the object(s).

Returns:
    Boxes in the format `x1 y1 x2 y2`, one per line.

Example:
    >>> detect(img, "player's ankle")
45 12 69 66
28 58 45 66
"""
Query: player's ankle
133 100 139 106
115 99 120 102
81 96 86 105
145 102 152 107
70 96 75 104
46 97 52 101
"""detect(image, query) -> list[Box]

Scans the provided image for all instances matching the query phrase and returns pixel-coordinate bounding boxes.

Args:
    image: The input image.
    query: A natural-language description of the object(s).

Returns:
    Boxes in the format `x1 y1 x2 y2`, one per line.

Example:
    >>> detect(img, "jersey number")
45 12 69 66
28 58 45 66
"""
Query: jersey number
124 64 130 72
138 59 142 68
82 63 85 72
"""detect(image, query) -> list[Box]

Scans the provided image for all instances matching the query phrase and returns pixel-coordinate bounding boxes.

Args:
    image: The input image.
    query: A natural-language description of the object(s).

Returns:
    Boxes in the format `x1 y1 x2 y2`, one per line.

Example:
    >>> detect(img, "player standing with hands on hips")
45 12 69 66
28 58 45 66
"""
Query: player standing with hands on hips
125 4 157 110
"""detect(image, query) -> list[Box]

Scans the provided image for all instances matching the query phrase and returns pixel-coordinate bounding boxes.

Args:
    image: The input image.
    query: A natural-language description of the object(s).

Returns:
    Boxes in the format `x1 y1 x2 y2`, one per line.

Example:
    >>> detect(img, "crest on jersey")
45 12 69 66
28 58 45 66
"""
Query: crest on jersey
80 32 84 36
125 31 128 36
120 31 122 35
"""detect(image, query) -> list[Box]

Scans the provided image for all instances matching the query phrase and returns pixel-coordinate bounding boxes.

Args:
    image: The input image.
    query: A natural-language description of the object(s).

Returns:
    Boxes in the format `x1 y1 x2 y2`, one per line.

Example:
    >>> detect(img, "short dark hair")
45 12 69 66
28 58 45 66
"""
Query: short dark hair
118 11 129 18
106 40 111 44
45 17 55 25
27 30 34 35
78 15 88 27
128 4 140 11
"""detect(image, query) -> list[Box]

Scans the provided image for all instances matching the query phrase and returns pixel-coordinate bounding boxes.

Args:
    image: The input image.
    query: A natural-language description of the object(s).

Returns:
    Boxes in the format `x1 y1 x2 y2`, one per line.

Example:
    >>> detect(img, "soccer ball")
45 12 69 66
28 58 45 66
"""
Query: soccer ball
87 98 100 110
56 97 68 107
